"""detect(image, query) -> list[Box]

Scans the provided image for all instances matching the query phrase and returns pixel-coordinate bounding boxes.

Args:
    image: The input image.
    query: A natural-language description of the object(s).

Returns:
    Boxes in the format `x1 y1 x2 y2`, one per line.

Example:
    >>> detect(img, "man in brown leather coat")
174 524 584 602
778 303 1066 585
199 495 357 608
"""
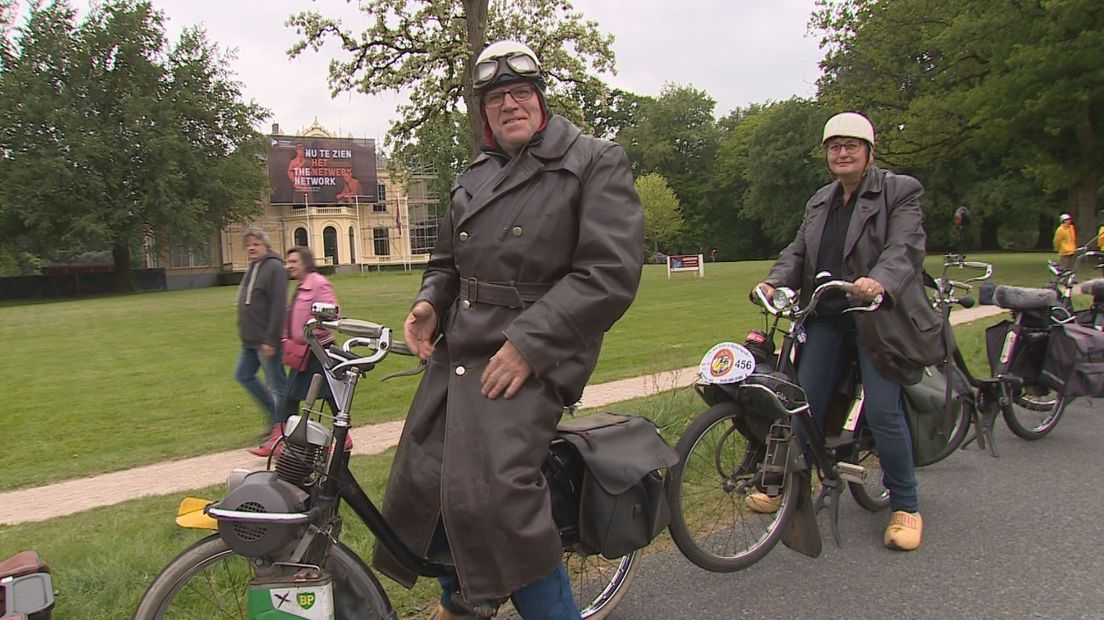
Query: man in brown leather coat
373 41 644 619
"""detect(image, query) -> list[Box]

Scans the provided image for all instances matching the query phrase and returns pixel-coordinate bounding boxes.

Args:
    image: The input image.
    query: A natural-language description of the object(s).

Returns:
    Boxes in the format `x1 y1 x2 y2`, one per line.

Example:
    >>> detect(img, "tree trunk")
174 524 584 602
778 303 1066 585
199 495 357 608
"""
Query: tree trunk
978 215 1000 251
1035 213 1051 250
1070 174 1100 247
463 0 490 158
1070 99 1099 246
112 243 134 292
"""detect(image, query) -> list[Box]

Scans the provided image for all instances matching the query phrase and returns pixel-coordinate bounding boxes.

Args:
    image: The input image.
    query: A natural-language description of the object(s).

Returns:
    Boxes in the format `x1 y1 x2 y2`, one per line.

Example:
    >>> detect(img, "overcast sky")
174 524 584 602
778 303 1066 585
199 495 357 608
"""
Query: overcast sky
39 1 828 146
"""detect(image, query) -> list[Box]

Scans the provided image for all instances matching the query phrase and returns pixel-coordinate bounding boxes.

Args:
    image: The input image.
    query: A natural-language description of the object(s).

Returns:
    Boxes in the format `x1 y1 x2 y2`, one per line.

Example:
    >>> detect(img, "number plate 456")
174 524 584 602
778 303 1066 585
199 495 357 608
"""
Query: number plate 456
699 342 756 384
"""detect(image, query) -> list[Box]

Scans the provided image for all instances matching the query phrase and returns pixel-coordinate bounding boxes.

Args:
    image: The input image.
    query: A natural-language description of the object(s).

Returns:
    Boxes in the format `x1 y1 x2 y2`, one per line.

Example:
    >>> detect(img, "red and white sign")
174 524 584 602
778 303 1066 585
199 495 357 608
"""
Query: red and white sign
667 254 705 279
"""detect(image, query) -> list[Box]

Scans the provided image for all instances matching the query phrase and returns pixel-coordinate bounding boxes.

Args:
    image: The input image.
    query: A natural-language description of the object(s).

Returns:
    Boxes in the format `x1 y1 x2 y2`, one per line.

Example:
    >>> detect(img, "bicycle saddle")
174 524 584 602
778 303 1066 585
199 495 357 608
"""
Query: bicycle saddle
993 285 1059 311
1080 278 1104 300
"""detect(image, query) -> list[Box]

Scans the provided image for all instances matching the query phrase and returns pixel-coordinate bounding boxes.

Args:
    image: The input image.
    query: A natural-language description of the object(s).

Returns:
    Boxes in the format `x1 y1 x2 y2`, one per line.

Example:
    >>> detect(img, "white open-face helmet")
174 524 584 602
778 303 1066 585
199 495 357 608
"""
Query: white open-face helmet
1059 213 1072 222
822 112 875 146
473 40 543 94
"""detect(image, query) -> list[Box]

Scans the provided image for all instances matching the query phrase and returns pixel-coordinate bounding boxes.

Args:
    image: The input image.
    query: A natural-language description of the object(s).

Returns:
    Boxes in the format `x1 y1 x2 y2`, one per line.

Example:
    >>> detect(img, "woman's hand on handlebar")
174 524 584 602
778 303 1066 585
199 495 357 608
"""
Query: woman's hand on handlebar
751 282 775 305
404 301 438 360
848 276 884 303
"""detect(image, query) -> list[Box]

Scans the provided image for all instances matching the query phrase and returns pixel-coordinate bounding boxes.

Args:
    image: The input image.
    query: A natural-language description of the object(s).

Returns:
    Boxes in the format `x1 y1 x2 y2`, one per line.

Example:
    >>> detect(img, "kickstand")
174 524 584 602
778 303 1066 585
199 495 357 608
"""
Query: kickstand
977 408 999 457
813 479 843 547
963 389 1000 457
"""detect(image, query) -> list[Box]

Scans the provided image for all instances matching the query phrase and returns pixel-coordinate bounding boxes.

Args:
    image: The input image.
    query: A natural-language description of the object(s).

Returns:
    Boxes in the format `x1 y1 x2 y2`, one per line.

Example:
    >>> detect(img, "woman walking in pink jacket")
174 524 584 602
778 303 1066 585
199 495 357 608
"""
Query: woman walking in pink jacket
250 246 349 456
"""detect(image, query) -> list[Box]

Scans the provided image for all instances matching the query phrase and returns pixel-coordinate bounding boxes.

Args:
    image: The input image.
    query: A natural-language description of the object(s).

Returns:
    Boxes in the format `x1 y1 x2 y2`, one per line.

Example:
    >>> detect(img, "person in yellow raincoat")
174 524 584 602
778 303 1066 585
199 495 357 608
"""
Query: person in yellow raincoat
1054 213 1077 272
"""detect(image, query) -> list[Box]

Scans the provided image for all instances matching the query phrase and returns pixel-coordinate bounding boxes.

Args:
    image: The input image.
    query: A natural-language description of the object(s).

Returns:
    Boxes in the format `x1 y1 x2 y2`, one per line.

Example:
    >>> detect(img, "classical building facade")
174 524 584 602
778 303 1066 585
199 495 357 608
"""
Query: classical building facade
158 120 440 289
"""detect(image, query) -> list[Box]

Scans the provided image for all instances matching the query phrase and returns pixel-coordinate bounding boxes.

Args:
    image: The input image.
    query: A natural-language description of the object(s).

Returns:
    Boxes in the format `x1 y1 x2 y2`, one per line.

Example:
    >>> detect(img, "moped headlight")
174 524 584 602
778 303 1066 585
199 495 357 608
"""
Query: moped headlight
772 287 797 311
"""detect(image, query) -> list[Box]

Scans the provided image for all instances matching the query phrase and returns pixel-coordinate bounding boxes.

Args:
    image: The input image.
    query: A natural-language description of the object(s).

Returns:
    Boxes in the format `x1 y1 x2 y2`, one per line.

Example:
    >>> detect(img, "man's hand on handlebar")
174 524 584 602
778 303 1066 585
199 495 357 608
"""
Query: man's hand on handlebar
404 301 438 361
848 276 884 303
481 340 532 400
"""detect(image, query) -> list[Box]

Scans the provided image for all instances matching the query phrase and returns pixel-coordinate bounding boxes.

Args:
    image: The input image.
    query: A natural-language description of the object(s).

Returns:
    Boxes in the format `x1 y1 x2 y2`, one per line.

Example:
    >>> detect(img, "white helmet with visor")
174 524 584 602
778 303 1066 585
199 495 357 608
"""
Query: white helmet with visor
473 40 543 94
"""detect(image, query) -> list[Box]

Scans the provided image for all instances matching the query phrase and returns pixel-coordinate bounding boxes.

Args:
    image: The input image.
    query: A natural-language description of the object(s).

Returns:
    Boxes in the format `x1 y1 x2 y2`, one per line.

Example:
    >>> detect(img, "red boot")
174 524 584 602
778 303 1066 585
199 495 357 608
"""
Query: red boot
249 424 283 457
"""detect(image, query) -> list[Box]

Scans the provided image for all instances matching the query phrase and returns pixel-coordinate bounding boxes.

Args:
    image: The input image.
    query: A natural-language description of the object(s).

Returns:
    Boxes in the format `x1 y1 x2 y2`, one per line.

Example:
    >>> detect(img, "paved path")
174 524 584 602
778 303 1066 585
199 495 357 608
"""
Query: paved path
0 305 1004 526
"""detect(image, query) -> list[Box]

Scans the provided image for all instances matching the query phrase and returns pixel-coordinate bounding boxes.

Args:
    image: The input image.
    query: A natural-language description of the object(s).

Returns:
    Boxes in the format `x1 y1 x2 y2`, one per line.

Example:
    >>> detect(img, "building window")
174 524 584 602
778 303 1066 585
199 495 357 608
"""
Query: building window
377 183 387 203
409 203 440 255
373 202 387 213
323 226 338 265
373 228 390 256
170 238 212 268
294 227 308 247
348 226 356 263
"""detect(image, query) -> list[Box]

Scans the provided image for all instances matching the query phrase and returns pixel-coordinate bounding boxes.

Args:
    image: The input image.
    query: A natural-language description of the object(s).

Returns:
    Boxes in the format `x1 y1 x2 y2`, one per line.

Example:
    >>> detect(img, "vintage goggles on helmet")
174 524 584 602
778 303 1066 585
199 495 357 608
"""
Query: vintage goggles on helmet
473 53 540 90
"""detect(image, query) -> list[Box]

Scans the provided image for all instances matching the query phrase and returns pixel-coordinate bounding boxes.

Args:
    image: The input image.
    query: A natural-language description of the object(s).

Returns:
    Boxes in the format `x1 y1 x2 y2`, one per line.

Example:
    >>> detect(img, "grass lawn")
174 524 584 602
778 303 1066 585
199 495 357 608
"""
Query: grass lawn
0 252 1089 492
0 386 703 620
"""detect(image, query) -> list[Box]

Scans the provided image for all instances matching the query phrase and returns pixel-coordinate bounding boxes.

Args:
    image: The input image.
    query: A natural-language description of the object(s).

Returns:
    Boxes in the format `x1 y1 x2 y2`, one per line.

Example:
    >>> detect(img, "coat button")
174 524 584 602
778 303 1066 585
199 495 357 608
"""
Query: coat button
459 232 470 241
455 365 466 376
511 226 523 237
461 299 471 309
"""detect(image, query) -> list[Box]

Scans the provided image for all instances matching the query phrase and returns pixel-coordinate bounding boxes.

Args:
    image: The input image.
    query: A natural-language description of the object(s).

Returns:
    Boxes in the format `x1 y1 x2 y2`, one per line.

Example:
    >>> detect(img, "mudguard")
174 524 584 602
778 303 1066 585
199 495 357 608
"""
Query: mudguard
780 470 822 558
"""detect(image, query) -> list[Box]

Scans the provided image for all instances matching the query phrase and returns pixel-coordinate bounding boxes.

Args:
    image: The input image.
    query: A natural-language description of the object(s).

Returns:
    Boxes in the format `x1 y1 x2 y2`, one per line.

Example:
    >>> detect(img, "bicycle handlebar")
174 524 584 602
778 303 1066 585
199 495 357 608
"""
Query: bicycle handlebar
753 280 882 320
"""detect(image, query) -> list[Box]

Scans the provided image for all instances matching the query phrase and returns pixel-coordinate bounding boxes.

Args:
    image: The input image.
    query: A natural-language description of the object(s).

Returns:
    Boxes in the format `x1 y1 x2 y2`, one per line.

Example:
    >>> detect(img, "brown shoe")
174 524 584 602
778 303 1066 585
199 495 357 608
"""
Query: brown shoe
884 510 923 551
745 491 783 514
427 603 471 620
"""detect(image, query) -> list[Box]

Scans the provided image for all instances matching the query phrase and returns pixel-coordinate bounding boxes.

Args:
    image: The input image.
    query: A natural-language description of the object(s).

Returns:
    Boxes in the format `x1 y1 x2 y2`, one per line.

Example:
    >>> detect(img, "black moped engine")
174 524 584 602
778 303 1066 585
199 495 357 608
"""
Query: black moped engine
217 471 308 560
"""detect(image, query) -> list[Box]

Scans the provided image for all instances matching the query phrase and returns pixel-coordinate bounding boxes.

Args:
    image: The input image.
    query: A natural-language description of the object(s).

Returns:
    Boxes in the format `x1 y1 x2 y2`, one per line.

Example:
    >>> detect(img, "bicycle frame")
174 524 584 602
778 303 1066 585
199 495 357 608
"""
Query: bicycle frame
207 317 452 581
752 283 878 475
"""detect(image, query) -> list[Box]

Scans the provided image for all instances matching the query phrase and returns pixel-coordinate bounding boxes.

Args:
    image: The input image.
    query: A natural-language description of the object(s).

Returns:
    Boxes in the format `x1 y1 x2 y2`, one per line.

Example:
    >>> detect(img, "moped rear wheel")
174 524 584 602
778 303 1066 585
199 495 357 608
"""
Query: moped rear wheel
914 394 974 467
1002 385 1067 439
495 549 639 620
665 402 797 572
133 534 395 619
845 438 890 513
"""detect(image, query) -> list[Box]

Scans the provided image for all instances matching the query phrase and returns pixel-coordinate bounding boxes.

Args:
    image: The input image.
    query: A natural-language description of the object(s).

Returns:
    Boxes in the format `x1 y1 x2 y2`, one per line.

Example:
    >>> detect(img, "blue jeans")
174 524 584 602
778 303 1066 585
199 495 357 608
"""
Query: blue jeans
234 345 288 427
796 320 919 512
431 524 580 619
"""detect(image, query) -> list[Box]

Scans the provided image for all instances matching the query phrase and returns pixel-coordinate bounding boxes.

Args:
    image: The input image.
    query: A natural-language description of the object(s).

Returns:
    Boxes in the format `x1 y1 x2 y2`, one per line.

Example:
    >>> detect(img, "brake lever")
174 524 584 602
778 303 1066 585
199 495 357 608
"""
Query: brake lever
842 292 883 313
381 358 428 382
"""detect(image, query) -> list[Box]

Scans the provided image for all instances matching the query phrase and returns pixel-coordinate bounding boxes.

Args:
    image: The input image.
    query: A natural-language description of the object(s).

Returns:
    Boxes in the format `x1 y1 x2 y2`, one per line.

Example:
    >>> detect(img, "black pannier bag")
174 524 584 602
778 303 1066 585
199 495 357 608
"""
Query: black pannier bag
1040 323 1104 397
984 318 1050 382
550 413 678 559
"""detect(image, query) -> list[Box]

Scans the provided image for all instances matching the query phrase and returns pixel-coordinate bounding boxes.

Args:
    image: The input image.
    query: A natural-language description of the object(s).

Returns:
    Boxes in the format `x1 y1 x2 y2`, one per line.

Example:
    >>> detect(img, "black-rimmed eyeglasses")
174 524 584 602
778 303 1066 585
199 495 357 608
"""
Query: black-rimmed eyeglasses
483 84 536 109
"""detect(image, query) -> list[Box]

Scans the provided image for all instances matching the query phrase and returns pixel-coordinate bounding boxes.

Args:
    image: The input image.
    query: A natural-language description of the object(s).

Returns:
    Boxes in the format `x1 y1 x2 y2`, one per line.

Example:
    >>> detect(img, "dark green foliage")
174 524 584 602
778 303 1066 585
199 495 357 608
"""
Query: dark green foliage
0 0 269 284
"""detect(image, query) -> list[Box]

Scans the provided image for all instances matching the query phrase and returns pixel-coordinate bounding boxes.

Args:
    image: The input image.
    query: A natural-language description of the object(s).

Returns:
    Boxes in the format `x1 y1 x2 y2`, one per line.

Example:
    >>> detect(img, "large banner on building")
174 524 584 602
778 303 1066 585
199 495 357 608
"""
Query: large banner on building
268 136 378 205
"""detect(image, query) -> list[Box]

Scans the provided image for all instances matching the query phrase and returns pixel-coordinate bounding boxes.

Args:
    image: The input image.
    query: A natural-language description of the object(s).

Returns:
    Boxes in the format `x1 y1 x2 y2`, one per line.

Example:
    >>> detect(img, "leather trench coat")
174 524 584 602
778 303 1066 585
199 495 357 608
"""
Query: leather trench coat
372 115 644 602
765 165 944 384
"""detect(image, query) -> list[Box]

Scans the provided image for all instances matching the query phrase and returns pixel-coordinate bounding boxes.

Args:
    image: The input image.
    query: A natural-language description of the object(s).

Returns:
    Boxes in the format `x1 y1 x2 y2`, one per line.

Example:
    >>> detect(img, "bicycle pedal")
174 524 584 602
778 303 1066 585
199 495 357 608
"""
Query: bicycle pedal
834 461 866 485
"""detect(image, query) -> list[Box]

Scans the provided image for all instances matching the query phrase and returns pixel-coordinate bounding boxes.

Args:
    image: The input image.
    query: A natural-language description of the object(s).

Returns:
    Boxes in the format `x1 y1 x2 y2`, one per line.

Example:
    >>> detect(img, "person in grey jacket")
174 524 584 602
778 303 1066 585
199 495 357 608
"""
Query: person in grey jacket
235 227 288 438
752 112 941 552
372 41 643 619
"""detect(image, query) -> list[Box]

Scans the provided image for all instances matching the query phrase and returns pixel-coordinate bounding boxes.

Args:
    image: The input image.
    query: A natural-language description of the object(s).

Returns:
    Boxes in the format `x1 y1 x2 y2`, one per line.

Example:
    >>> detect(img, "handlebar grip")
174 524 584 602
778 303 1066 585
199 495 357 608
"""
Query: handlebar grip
335 319 383 338
389 340 415 356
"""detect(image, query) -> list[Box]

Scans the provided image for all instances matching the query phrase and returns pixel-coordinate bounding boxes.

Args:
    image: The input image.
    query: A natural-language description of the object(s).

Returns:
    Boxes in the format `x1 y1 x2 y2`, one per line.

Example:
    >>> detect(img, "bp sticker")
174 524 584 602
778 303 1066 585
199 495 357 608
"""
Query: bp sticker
699 342 755 384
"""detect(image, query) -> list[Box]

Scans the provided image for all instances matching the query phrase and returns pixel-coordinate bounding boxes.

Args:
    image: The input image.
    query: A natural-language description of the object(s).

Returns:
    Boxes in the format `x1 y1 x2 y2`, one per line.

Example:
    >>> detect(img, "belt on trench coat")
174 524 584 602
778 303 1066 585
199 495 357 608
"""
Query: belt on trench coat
459 277 553 309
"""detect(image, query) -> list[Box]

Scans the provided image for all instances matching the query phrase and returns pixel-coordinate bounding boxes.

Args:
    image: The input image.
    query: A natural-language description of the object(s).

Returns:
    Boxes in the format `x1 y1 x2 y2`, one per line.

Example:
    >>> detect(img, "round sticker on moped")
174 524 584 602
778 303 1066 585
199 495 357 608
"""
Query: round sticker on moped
699 342 755 384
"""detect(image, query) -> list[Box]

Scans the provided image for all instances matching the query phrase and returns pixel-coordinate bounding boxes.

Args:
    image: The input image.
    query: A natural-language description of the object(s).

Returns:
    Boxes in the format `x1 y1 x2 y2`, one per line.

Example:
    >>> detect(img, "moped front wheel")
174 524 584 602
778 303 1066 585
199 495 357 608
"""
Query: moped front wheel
133 534 395 619
665 402 797 572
